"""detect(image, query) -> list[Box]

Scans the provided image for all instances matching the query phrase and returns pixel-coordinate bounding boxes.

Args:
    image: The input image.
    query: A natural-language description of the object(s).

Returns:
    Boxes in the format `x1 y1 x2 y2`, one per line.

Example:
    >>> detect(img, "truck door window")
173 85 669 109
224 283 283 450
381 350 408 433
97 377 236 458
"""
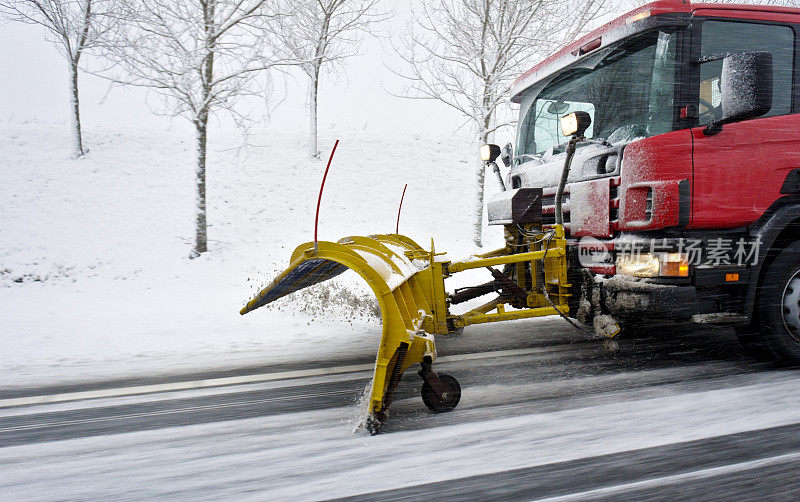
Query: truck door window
699 20 794 125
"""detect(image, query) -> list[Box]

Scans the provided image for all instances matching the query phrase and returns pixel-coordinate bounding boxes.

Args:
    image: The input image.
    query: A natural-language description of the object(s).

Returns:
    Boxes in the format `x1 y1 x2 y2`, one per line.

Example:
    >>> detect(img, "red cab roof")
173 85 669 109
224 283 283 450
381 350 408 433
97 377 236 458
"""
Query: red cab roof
510 0 800 103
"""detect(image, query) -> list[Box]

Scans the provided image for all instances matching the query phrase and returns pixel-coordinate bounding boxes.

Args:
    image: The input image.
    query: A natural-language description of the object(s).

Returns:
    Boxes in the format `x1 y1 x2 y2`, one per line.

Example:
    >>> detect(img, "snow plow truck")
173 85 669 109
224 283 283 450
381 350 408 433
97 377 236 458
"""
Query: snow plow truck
241 0 800 434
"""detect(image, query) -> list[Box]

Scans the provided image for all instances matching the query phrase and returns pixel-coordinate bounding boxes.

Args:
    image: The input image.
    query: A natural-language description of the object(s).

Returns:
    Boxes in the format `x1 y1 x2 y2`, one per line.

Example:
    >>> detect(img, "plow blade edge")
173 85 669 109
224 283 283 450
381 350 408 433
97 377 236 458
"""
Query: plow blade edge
240 234 447 423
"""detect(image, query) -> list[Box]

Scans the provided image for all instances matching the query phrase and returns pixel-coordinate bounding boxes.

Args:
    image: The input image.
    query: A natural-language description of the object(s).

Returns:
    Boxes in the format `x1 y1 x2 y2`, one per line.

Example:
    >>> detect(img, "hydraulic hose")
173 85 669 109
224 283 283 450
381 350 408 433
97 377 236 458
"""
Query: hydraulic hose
554 136 581 227
490 161 506 191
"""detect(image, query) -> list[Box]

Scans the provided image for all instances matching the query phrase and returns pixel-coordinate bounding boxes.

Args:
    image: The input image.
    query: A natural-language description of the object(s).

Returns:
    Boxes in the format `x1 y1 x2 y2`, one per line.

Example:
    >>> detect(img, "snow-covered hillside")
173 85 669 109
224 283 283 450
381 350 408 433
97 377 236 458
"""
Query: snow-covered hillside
0 125 506 388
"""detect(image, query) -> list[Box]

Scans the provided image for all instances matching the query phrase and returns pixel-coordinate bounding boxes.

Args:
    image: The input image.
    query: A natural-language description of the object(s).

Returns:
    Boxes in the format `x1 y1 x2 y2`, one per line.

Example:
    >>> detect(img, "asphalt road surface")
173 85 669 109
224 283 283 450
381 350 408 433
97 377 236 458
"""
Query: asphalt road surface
2 318 800 500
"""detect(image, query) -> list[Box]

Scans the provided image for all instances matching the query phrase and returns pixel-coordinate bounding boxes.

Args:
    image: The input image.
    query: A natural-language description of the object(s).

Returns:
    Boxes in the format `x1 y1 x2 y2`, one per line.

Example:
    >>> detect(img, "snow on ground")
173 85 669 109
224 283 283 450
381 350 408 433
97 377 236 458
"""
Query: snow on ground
0 124 506 388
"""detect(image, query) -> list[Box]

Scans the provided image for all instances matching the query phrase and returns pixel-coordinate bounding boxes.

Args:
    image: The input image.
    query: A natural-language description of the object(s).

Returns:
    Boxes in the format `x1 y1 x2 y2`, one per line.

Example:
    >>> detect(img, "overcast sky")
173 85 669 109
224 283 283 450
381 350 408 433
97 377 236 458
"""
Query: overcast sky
0 1 643 137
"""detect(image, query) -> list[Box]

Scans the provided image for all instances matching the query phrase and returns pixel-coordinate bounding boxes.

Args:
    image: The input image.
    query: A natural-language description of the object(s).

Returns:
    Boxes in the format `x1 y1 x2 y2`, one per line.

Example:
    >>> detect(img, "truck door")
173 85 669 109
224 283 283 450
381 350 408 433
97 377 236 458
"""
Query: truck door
690 17 800 229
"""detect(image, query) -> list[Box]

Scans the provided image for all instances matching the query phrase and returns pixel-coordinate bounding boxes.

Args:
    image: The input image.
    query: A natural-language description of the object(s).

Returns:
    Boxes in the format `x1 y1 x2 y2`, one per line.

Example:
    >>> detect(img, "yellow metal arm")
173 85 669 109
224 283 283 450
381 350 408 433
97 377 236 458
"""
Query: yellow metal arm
239 225 572 432
449 247 565 273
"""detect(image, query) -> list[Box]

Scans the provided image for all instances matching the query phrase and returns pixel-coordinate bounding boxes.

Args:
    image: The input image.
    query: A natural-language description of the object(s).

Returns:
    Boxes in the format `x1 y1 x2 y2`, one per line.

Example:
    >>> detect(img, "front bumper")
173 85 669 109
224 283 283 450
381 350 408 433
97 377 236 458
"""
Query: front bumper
580 274 698 321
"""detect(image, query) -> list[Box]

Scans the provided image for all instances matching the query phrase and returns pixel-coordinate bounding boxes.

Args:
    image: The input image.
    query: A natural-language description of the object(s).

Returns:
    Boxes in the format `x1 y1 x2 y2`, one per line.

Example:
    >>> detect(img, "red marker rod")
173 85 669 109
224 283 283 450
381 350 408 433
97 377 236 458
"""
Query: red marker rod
396 183 408 234
314 139 339 254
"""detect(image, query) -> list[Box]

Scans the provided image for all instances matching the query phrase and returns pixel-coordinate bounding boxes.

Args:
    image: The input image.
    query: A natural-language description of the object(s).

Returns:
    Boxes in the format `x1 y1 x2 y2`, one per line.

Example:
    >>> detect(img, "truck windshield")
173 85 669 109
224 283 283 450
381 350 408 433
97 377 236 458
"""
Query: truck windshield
516 30 677 160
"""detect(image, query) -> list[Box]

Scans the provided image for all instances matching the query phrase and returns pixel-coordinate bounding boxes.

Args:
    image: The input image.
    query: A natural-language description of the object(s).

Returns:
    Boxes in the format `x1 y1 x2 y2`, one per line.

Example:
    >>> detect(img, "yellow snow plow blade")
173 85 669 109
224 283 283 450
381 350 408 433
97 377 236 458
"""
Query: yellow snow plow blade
240 234 449 433
240 225 572 434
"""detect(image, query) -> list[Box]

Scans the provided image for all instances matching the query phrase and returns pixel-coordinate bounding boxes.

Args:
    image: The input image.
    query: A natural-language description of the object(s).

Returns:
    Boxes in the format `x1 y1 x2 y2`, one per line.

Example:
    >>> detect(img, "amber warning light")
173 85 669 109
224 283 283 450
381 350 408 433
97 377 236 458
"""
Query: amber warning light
626 10 651 24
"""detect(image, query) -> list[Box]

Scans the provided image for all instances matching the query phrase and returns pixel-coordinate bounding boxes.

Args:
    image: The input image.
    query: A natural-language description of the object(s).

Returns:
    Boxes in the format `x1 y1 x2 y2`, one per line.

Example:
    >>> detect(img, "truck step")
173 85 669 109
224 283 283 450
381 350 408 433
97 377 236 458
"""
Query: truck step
691 313 748 325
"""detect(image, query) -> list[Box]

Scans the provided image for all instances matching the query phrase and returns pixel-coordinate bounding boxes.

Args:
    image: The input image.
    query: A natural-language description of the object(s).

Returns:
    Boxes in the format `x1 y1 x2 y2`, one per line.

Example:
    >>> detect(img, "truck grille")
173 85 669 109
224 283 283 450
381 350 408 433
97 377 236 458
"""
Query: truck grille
541 189 570 234
538 176 621 237
610 179 620 229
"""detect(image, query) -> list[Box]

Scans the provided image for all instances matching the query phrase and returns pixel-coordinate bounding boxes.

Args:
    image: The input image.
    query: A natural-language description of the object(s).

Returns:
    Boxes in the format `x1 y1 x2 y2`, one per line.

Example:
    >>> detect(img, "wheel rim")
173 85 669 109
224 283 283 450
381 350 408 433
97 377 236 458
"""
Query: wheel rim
781 269 800 339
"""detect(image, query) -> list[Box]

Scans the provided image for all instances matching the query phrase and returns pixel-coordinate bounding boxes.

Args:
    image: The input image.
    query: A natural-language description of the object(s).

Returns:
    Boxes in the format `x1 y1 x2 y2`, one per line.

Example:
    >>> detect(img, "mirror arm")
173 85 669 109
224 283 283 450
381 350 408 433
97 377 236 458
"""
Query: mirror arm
489 161 506 191
695 52 728 64
703 120 724 136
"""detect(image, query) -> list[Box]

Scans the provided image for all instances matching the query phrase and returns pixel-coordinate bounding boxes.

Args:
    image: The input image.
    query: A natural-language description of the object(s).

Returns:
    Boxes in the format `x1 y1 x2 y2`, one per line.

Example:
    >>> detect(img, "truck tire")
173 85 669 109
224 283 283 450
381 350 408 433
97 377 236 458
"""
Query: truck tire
758 241 800 364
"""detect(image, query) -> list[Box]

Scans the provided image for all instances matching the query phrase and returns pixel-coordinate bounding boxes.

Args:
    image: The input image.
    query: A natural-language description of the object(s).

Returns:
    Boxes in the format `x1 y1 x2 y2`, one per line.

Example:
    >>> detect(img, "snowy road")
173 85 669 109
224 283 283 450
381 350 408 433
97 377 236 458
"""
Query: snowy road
2 319 800 500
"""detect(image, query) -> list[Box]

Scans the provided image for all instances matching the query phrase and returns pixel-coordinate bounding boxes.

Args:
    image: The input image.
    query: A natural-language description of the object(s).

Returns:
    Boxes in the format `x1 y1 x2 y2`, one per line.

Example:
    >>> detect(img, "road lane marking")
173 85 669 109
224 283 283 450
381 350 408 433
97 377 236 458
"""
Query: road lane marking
0 389 353 433
531 450 800 502
0 346 554 409
0 364 373 409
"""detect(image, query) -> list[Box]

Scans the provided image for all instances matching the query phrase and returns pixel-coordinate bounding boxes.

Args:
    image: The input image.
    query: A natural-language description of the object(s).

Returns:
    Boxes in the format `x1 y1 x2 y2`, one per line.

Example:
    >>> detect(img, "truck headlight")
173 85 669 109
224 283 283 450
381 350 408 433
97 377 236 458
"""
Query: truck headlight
616 253 689 278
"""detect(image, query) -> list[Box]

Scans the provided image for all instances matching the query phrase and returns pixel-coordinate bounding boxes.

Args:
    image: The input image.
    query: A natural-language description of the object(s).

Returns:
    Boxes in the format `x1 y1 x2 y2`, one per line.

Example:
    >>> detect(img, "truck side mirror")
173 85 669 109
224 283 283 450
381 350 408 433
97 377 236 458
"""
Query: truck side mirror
704 51 773 135
501 143 513 167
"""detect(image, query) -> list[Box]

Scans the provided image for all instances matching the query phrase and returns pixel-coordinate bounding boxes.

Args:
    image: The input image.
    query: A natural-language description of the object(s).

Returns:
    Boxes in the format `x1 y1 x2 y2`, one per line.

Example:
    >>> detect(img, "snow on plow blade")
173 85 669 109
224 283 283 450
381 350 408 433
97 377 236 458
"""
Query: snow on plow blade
240 234 450 433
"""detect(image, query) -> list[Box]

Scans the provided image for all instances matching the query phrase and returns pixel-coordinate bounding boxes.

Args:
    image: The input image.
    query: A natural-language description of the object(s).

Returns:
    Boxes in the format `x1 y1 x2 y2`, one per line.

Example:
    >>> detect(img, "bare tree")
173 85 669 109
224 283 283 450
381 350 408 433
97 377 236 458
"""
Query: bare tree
633 0 800 5
273 0 389 159
393 0 610 247
101 0 287 258
0 0 113 157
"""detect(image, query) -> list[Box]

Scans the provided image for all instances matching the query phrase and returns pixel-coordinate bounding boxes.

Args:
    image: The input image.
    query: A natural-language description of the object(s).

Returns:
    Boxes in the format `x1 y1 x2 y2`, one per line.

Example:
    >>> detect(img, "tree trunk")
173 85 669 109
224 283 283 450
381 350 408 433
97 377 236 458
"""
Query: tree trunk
309 66 320 159
192 116 209 258
473 153 486 247
472 115 492 247
192 0 214 258
69 61 84 157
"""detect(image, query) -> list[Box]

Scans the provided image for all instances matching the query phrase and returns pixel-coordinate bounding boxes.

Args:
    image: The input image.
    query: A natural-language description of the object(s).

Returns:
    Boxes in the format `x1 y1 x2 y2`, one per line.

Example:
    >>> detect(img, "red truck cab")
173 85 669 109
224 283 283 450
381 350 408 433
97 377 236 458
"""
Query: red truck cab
494 0 800 361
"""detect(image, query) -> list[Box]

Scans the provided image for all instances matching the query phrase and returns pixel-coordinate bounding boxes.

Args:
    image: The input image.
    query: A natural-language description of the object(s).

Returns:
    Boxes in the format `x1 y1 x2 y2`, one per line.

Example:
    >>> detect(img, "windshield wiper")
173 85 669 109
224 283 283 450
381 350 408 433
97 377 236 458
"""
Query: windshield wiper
551 136 613 152
514 153 543 163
